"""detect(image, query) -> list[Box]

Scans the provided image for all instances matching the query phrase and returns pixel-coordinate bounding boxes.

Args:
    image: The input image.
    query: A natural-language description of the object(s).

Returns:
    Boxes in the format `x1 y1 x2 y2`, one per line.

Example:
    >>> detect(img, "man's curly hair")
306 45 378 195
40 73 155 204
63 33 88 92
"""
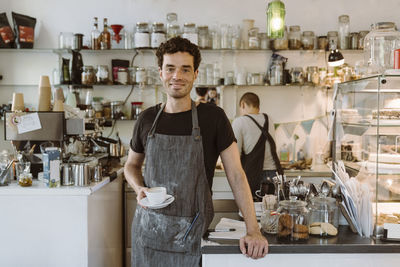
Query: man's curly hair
156 37 202 71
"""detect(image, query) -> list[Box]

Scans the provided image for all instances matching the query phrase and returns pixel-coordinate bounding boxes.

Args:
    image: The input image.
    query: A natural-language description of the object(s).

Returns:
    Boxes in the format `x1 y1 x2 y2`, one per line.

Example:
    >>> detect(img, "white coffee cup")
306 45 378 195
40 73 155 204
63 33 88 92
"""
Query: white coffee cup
145 187 167 205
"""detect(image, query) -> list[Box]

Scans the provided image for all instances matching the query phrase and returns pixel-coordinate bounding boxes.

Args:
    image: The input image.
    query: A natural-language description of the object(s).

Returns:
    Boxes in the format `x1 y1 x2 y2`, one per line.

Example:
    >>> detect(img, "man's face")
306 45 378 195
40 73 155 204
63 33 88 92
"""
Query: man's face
159 52 198 100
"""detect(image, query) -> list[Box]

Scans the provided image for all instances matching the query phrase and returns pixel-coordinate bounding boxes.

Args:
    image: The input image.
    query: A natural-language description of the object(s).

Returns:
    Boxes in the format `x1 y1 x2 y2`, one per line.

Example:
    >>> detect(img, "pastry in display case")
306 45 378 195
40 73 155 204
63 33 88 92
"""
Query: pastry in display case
333 75 400 239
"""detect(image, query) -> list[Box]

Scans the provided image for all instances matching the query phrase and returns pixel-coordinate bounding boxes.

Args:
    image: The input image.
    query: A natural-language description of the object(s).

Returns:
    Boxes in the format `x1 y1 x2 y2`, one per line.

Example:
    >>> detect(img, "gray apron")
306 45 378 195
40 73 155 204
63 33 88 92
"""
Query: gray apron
132 101 214 267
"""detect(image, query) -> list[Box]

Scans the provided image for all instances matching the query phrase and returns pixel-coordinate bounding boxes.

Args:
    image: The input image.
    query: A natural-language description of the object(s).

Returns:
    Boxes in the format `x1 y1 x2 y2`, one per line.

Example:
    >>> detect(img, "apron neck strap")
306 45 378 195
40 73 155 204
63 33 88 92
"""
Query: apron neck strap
148 101 201 140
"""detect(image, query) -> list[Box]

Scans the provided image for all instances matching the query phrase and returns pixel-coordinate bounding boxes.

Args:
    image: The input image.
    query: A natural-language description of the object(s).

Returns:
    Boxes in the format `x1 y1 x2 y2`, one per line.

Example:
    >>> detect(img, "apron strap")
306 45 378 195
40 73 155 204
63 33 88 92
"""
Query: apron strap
148 103 166 137
191 101 201 141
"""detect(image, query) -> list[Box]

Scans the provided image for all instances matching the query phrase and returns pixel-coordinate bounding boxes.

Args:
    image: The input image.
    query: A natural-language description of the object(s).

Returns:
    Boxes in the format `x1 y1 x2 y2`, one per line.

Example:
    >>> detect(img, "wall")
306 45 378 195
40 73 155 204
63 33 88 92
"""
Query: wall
0 0 398 157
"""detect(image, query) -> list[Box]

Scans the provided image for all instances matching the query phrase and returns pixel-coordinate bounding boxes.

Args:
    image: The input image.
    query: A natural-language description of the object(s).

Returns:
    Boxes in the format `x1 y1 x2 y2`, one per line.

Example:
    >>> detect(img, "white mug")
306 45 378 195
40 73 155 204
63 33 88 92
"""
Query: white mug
145 187 167 205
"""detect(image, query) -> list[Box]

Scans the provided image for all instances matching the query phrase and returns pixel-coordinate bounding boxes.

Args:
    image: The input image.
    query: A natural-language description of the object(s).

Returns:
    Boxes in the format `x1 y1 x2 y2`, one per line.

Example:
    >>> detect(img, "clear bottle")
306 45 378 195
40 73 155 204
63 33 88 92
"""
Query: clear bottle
91 17 101 50
273 26 288 50
220 24 231 49
96 65 109 84
338 15 350 49
211 24 221 49
151 22 166 48
277 197 310 242
198 26 210 49
166 13 180 39
182 23 198 45
309 197 339 237
259 33 269 49
81 66 96 85
231 25 241 49
364 22 400 73
288 25 302 50
248 27 260 49
358 30 369 49
135 22 150 48
301 31 315 50
327 31 338 50
100 18 111 50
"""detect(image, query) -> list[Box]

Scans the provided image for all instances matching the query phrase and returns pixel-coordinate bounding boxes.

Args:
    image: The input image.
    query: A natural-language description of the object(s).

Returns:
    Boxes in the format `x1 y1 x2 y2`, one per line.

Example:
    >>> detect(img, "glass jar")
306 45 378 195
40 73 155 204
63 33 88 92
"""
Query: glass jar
128 67 137 84
306 66 319 85
198 26 210 49
103 102 111 119
309 197 339 237
231 25 241 49
167 24 180 39
82 66 96 85
220 24 231 49
327 31 339 50
96 65 109 84
259 33 269 49
16 161 32 187
248 27 260 49
182 23 198 45
261 210 280 234
290 67 304 85
288 25 302 50
277 198 310 242
92 101 103 118
358 30 369 49
350 32 359 50
136 67 147 84
269 60 283 85
318 36 328 51
363 22 400 74
273 26 288 50
134 22 150 48
151 22 166 48
131 101 143 120
338 15 350 49
111 101 124 119
117 67 129 85
301 31 315 50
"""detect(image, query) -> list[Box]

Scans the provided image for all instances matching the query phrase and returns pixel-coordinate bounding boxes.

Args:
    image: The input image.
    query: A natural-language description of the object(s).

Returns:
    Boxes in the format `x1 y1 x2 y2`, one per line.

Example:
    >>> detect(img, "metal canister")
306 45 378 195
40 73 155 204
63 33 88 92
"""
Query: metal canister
62 163 74 186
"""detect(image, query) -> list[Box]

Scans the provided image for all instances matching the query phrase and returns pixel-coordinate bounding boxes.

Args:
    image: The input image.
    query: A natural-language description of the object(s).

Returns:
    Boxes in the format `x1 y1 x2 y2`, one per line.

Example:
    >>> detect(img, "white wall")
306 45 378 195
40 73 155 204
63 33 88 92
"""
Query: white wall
1 0 399 155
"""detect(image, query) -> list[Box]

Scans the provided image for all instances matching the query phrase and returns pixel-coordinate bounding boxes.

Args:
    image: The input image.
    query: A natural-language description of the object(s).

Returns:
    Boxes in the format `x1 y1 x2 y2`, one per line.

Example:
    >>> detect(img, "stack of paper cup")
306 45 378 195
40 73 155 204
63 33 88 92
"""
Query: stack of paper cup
38 75 52 111
53 87 64 111
11 93 24 111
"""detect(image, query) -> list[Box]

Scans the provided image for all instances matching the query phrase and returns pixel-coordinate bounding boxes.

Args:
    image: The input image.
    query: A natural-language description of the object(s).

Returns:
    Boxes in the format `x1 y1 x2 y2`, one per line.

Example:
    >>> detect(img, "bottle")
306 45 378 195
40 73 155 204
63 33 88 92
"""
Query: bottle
338 15 350 49
280 143 289 162
91 17 101 50
100 18 111 49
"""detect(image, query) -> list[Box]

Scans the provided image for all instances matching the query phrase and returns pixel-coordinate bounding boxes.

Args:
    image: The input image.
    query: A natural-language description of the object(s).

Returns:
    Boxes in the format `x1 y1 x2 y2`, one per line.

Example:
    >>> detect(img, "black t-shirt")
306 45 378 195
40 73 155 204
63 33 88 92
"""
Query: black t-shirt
130 102 236 188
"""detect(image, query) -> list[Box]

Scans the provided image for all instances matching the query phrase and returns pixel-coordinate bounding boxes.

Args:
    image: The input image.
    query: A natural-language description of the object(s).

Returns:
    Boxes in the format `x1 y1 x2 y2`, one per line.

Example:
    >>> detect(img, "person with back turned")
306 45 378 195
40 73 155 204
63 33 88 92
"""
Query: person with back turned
232 92 283 199
124 37 268 266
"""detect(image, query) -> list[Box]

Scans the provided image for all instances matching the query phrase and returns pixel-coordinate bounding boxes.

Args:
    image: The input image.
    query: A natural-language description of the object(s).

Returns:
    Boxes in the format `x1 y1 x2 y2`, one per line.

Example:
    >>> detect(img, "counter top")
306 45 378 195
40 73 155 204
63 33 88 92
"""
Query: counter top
202 226 400 254
0 167 124 196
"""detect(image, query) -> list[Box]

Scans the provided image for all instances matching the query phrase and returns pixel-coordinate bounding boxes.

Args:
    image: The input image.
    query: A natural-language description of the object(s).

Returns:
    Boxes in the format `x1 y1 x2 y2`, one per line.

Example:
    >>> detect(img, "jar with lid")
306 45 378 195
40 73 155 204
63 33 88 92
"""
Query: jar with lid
220 24 231 49
111 101 125 120
92 101 103 118
364 22 400 74
277 197 310 242
182 23 198 45
288 25 302 50
103 102 111 119
309 197 339 237
96 65 109 84
136 67 147 84
327 31 338 50
301 31 315 50
306 66 319 85
128 67 137 84
318 36 328 51
131 101 143 120
273 26 288 50
248 27 260 49
338 15 350 49
197 26 210 49
231 25 241 49
82 66 96 85
151 22 166 48
358 30 369 49
290 67 304 85
117 67 129 85
269 60 283 85
259 33 269 49
134 22 150 48
166 12 180 39
349 32 359 50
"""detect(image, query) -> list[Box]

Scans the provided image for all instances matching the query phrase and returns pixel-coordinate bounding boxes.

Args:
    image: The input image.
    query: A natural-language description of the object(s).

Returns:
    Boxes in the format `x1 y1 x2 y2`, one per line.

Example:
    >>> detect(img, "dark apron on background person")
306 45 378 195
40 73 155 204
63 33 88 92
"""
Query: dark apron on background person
132 101 214 267
240 114 283 197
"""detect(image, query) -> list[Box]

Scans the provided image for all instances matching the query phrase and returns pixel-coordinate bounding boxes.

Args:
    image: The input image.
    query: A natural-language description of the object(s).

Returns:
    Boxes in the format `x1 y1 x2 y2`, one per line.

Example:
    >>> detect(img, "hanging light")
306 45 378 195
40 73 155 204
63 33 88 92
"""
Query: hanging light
328 40 345 67
267 0 286 39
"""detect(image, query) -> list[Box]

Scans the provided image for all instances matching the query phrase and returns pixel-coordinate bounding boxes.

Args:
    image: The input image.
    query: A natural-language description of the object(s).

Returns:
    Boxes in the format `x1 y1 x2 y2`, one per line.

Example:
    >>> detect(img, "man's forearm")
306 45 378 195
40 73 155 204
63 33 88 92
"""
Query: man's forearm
124 163 145 195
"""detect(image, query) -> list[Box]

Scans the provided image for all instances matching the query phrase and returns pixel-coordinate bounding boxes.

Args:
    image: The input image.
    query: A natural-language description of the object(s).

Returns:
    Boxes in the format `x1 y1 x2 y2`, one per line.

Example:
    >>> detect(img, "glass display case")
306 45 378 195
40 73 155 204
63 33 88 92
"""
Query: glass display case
333 74 400 237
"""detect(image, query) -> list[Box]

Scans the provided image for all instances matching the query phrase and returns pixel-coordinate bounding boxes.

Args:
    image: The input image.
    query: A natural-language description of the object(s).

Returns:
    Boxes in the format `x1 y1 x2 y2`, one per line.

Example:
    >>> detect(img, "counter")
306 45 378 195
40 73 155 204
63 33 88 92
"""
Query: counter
202 226 400 267
0 168 124 267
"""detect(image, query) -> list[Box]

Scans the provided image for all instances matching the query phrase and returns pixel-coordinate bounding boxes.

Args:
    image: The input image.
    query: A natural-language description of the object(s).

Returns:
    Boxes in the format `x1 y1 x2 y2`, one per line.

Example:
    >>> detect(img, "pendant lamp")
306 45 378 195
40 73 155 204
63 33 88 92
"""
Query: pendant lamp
267 0 286 38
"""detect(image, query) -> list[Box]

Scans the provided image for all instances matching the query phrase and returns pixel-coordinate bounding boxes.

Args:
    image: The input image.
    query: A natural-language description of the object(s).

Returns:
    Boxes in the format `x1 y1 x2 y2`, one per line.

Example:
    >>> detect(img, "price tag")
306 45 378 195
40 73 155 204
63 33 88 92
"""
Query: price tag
17 113 42 134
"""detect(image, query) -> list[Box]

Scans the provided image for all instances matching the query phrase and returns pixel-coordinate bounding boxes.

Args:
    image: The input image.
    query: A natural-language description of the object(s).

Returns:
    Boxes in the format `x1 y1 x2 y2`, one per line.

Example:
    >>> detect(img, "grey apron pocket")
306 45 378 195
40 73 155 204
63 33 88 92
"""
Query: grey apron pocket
137 209 202 253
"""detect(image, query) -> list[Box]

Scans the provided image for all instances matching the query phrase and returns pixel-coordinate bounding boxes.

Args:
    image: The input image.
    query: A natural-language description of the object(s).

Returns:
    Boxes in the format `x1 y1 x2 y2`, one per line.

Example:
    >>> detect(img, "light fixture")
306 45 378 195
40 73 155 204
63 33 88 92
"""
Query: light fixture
328 40 345 67
267 0 286 39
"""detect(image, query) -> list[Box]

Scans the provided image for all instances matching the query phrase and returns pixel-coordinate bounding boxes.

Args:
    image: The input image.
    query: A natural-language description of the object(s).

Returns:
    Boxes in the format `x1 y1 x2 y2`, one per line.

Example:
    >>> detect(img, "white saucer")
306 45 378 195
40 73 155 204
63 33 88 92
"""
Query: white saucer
139 194 175 209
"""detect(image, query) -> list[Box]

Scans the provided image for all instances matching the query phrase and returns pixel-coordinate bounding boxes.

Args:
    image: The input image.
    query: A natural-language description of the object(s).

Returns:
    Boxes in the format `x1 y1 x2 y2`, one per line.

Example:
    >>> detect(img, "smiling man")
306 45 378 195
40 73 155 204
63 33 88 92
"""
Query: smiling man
124 37 268 266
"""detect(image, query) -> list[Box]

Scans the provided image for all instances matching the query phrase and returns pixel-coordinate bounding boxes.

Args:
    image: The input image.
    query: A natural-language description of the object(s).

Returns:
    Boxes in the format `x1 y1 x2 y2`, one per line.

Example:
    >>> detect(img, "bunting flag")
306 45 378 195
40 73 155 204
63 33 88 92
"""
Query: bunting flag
282 122 298 139
318 116 328 129
300 119 315 134
274 123 280 130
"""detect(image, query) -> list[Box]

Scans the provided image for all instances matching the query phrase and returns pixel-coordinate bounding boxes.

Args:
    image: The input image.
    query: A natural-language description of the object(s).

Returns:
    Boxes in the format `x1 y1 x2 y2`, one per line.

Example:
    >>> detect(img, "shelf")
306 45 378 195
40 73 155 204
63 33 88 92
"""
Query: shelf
342 120 400 127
